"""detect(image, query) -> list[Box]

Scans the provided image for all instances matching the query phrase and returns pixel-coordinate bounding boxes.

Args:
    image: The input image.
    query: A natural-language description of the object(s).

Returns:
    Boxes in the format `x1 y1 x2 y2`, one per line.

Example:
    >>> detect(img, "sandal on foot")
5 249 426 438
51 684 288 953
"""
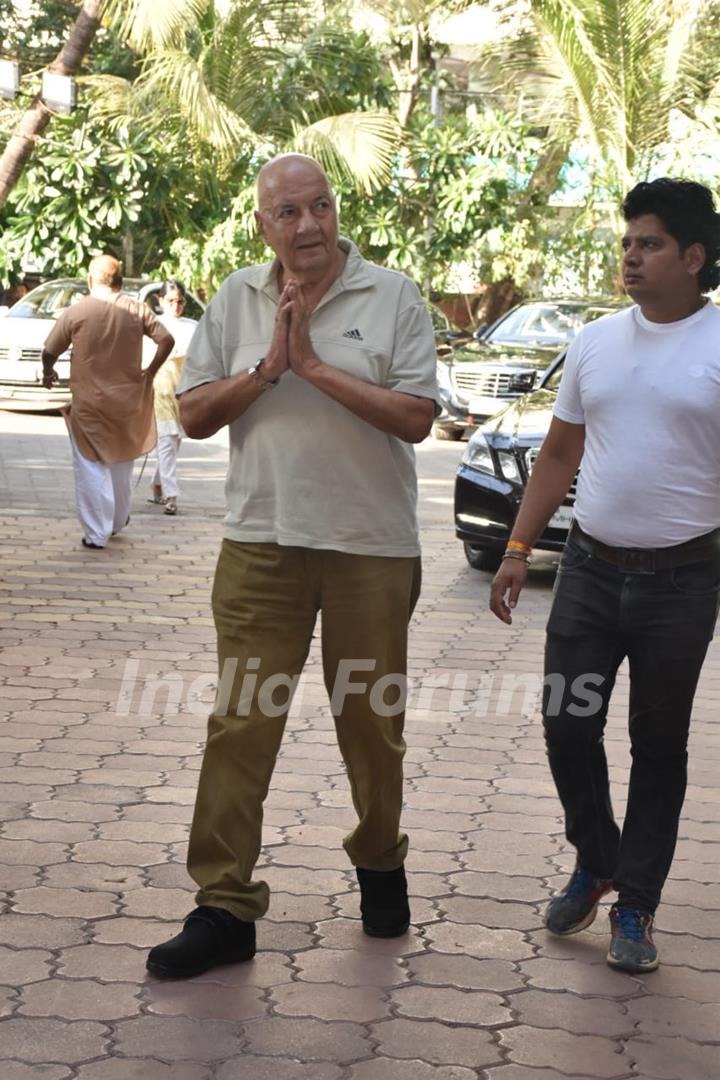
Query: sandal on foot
164 497 177 516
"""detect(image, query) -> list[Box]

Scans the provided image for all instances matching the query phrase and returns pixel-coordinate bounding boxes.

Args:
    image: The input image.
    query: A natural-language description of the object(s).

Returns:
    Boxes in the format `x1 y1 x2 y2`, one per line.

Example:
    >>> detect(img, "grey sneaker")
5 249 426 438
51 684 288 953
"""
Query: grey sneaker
607 905 658 973
545 865 614 936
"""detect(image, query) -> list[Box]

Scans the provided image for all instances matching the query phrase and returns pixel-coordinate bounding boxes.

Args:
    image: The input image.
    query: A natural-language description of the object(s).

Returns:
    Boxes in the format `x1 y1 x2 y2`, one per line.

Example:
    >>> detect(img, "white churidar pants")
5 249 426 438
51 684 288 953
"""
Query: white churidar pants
152 433 182 499
70 436 134 547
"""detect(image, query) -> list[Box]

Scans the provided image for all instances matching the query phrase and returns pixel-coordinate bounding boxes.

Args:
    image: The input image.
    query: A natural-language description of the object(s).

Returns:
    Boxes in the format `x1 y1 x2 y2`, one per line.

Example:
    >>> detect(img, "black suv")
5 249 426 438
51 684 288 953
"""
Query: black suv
454 353 572 572
435 298 623 440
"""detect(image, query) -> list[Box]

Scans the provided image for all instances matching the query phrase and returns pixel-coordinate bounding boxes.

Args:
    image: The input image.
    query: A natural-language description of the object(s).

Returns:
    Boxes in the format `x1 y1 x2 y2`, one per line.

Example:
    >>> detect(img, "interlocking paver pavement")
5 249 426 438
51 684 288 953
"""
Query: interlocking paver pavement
1 410 719 1079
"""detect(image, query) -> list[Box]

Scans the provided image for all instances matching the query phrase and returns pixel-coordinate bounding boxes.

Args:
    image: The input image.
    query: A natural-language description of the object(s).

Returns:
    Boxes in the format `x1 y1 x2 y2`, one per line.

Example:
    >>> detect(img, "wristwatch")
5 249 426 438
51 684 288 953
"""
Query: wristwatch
248 357 279 389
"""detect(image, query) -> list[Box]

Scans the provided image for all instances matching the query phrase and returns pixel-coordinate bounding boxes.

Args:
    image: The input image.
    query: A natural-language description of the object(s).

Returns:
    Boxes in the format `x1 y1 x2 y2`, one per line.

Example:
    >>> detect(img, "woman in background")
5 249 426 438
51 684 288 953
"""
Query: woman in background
149 279 198 515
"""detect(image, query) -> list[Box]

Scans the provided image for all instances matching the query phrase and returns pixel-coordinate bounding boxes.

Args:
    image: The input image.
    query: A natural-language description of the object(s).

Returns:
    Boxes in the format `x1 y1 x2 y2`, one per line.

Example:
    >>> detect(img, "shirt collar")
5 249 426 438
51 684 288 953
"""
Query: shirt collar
249 237 374 301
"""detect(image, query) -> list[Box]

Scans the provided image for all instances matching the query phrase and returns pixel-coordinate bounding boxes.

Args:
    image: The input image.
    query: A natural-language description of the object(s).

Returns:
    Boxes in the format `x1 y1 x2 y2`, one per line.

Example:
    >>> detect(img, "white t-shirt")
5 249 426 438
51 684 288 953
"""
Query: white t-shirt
177 239 439 557
554 302 720 547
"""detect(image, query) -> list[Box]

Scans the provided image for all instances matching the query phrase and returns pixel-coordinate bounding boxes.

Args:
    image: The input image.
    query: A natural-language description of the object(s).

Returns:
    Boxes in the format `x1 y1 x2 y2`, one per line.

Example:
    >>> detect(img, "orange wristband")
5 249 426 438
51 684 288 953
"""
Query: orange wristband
506 539 532 554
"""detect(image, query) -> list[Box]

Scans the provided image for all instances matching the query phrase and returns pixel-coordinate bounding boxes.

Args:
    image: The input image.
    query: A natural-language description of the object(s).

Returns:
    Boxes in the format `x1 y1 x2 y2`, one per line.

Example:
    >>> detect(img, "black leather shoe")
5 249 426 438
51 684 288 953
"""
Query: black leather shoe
356 866 410 937
81 537 104 549
146 906 256 978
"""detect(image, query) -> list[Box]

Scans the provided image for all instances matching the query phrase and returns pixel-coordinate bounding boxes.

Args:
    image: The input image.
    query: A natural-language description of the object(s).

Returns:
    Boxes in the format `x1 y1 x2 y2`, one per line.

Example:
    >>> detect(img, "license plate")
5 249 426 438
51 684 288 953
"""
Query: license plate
468 394 504 417
549 505 573 529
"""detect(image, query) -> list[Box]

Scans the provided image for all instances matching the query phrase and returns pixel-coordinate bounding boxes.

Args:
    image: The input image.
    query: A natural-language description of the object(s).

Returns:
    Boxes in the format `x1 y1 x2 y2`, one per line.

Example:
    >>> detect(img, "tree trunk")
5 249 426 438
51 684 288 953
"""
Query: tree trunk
0 0 103 209
480 278 523 327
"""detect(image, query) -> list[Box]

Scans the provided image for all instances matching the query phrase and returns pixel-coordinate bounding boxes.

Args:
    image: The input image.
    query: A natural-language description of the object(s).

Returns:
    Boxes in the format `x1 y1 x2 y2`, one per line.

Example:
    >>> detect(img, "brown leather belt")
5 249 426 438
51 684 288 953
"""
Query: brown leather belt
569 522 720 573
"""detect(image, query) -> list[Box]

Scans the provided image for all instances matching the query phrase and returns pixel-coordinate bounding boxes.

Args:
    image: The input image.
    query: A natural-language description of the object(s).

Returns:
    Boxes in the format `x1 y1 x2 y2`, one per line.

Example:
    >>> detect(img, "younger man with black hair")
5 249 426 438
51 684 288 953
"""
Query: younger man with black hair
490 177 720 973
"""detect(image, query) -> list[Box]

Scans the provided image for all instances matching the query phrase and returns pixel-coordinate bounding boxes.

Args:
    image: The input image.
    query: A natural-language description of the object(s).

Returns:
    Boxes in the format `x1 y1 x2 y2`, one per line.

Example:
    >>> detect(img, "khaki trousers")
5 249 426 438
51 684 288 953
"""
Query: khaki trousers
187 540 422 920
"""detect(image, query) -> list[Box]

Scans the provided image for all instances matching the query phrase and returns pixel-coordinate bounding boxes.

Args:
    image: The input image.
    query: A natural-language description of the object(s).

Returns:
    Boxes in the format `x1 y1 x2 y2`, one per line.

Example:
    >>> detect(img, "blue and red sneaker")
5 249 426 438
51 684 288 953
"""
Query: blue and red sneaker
607 905 659 972
545 865 614 936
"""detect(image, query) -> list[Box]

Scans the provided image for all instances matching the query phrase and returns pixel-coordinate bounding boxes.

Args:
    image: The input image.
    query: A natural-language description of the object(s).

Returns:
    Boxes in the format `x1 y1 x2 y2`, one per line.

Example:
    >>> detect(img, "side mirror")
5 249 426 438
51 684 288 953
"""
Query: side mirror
509 370 537 394
473 324 487 340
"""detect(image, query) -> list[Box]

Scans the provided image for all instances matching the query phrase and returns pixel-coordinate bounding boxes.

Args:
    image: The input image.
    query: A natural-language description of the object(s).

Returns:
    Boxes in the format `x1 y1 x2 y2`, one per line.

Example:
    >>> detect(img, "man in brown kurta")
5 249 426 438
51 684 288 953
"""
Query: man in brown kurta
42 255 174 548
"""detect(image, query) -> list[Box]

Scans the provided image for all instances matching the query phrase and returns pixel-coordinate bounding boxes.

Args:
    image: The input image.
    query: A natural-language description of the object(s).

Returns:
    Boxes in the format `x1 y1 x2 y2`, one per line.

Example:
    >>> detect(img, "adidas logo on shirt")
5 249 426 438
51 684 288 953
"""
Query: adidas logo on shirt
342 328 364 341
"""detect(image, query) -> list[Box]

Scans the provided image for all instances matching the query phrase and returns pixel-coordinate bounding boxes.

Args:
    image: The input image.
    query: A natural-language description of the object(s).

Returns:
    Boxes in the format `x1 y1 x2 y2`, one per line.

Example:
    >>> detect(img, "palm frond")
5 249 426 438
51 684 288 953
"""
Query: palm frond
103 0 211 52
135 49 258 154
291 112 401 194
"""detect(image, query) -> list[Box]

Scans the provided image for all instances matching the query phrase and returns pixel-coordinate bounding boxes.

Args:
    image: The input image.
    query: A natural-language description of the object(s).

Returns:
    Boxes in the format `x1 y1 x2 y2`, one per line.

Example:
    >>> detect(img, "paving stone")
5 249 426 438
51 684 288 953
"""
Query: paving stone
42 862 144 892
371 1018 501 1068
0 865 40 890
348 1062 477 1080
425 921 533 961
627 1037 720 1080
0 839 69 865
12 886 120 919
242 1016 371 1062
626 995 720 1041
145 979 266 1021
90 917 175 947
29 800 119 823
520 957 641 997
56 943 148 982
114 1015 242 1061
216 1059 342 1080
406 952 524 993
0 1017 109 1063
19 978 141 1020
2 1066 72 1080
440 896 542 930
120 887 193 920
0 915 85 950
510 988 632 1036
293 947 407 987
272 980 390 1022
74 1063 211 1080
391 984 511 1025
315 917 423 955
644 964 720 1003
500 1025 628 1077
484 1068 597 1080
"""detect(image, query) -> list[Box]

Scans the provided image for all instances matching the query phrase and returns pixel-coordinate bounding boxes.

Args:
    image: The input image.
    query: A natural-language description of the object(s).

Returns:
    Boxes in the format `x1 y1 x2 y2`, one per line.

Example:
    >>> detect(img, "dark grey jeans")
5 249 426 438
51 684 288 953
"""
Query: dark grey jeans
543 537 720 913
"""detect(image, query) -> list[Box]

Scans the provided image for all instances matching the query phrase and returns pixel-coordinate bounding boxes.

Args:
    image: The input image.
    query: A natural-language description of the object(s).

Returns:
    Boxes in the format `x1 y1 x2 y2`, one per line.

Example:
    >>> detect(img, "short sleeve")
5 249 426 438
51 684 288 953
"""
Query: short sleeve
386 279 440 407
553 334 585 425
176 289 227 396
43 310 72 357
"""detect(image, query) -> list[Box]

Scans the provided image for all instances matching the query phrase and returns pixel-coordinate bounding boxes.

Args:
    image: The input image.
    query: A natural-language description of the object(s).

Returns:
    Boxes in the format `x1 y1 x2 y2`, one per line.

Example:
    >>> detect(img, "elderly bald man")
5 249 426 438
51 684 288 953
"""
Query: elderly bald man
42 255 174 548
147 154 439 978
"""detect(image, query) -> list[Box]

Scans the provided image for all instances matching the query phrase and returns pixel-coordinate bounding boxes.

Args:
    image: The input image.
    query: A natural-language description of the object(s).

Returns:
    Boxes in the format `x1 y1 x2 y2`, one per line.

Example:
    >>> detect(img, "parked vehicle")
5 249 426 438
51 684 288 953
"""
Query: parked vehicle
454 352 572 572
428 304 473 357
435 298 624 440
0 278 205 410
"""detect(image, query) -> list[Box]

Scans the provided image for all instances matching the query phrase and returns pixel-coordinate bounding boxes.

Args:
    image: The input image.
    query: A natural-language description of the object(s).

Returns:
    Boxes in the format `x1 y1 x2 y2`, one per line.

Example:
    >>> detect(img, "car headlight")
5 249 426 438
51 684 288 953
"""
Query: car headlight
436 360 453 392
462 432 495 474
496 449 521 483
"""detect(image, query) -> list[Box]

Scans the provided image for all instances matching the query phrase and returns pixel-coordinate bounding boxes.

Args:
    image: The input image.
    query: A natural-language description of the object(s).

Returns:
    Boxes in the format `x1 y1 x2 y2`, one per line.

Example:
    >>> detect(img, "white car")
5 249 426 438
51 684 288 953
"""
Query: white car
0 277 205 411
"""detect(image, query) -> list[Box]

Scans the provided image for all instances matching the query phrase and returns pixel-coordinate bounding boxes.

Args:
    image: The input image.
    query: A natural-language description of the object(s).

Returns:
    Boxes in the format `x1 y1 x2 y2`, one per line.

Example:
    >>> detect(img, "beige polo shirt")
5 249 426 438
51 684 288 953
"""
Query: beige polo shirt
177 238 439 556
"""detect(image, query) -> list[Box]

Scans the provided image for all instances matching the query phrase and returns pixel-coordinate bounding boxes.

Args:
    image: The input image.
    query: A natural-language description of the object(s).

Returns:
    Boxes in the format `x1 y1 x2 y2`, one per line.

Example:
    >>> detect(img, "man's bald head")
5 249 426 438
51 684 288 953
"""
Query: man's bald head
256 154 331 210
88 255 122 290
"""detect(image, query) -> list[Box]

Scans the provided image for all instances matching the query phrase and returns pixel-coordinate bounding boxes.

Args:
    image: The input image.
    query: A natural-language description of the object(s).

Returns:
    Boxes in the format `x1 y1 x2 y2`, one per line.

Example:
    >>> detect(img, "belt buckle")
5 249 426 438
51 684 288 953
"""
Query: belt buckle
621 548 656 575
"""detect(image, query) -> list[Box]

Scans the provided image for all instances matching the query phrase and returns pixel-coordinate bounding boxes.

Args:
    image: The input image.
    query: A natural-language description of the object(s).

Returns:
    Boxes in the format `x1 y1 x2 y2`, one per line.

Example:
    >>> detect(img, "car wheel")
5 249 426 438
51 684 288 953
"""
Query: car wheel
433 424 463 441
463 542 502 573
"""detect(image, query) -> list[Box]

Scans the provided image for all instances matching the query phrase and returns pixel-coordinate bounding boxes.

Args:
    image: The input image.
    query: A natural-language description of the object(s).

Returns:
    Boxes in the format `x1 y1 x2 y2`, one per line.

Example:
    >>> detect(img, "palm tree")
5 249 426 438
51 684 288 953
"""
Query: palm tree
0 0 103 208
486 0 720 197
95 0 400 194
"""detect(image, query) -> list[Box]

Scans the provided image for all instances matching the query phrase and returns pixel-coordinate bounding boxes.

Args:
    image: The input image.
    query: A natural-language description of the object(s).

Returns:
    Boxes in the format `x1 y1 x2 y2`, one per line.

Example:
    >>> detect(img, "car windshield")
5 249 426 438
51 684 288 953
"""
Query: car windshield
8 279 145 320
486 303 592 347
